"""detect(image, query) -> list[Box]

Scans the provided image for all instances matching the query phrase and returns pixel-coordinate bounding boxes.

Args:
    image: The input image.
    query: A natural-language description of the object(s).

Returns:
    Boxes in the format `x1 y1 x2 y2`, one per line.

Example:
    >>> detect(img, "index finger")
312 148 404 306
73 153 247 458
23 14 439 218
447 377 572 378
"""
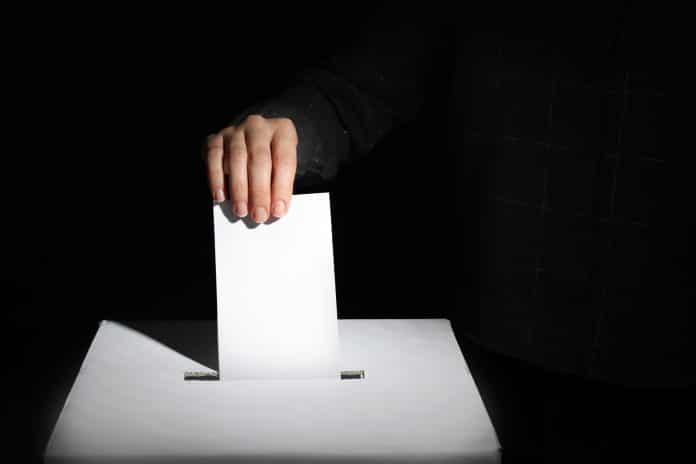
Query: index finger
270 119 298 217
205 133 225 203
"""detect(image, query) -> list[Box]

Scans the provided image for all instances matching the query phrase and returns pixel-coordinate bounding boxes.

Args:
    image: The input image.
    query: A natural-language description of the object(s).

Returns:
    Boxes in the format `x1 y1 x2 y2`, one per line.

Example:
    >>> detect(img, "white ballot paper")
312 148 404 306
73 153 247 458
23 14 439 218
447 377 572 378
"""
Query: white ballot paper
213 192 340 380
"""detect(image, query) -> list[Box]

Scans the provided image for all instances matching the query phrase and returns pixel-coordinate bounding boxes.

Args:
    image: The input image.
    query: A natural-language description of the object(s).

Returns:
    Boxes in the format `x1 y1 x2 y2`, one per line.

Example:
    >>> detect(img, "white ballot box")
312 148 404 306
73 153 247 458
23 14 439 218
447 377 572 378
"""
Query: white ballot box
45 319 500 463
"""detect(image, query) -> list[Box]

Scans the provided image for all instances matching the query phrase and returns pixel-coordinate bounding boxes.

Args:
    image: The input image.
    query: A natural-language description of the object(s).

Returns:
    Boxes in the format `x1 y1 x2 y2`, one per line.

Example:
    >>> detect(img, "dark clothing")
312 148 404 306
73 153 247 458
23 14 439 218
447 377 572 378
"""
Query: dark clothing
242 4 693 387
460 334 695 462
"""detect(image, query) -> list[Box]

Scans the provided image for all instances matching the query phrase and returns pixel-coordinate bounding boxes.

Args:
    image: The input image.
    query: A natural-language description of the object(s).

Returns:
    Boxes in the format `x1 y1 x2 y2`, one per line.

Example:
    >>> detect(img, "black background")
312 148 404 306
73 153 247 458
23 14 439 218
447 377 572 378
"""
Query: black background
3 3 457 460
6 4 693 462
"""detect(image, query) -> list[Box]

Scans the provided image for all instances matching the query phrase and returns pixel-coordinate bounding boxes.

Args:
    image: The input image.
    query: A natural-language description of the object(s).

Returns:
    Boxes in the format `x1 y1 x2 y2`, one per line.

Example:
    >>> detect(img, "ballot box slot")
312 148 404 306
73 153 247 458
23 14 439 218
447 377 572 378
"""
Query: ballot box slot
184 371 219 381
183 370 365 381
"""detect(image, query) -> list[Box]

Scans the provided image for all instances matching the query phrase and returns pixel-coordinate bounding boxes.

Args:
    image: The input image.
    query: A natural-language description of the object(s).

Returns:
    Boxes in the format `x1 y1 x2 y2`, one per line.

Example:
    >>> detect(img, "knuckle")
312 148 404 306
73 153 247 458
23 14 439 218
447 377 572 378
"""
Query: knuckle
244 114 267 128
208 141 224 153
286 131 299 146
250 188 271 200
206 148 222 166
274 117 294 131
209 170 224 183
277 120 298 143
273 157 296 172
248 145 272 163
206 138 224 152
272 143 297 160
272 179 293 194
227 146 246 162
230 177 247 190
208 165 224 180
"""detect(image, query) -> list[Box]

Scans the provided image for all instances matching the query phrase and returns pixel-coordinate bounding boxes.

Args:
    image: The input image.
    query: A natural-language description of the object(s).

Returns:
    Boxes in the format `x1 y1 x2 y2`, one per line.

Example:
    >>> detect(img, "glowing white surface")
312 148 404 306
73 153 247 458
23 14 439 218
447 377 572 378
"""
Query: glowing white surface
213 192 339 380
45 319 500 463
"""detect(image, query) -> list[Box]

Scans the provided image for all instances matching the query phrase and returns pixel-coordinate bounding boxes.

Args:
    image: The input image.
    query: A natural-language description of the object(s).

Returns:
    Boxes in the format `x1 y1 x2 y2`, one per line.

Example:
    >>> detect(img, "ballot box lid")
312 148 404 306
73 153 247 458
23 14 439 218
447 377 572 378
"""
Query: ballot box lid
45 319 500 463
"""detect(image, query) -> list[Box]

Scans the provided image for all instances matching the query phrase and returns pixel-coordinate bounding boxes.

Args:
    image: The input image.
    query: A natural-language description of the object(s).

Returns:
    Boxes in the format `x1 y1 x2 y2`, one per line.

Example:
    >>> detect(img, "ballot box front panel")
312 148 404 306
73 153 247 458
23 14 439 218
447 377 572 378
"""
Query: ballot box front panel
45 319 499 463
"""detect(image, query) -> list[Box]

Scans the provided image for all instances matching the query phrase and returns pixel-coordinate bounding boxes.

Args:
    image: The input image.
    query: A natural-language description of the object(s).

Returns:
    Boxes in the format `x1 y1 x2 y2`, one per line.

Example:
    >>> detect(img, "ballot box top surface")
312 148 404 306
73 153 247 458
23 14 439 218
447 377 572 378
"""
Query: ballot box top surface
45 319 500 463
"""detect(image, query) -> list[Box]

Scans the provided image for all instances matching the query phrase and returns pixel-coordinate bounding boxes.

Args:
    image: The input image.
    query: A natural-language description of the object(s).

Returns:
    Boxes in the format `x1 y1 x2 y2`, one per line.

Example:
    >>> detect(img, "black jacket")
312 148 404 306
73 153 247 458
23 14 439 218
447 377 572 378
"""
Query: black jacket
240 3 693 387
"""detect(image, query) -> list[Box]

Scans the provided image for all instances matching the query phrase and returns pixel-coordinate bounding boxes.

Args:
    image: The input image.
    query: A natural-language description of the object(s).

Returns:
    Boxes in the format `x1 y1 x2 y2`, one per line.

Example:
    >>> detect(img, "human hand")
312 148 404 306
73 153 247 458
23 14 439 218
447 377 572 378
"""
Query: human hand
204 115 298 223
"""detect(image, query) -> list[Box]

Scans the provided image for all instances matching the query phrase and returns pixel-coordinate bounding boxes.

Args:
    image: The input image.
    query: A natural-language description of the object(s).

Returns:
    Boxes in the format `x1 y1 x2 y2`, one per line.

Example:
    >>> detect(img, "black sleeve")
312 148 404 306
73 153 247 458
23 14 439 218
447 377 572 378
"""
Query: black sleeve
233 5 445 184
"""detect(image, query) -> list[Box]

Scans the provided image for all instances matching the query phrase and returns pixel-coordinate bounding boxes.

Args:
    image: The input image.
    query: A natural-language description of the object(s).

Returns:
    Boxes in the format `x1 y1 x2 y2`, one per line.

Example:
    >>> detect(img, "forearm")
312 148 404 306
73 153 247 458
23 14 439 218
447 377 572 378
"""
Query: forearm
231 5 442 185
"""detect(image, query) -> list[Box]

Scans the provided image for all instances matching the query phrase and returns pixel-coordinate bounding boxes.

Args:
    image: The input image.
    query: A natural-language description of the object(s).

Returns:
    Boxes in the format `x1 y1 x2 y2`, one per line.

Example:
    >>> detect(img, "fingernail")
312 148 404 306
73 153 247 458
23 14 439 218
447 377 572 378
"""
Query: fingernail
252 206 268 223
234 201 248 217
213 189 225 204
272 200 286 217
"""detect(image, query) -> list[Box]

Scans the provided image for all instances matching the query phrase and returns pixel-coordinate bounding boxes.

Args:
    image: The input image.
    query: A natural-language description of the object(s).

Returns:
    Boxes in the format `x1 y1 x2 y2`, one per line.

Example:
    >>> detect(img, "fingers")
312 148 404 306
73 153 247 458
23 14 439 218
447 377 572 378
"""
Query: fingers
270 118 298 217
224 129 248 217
205 134 225 203
245 115 273 223
207 115 298 223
